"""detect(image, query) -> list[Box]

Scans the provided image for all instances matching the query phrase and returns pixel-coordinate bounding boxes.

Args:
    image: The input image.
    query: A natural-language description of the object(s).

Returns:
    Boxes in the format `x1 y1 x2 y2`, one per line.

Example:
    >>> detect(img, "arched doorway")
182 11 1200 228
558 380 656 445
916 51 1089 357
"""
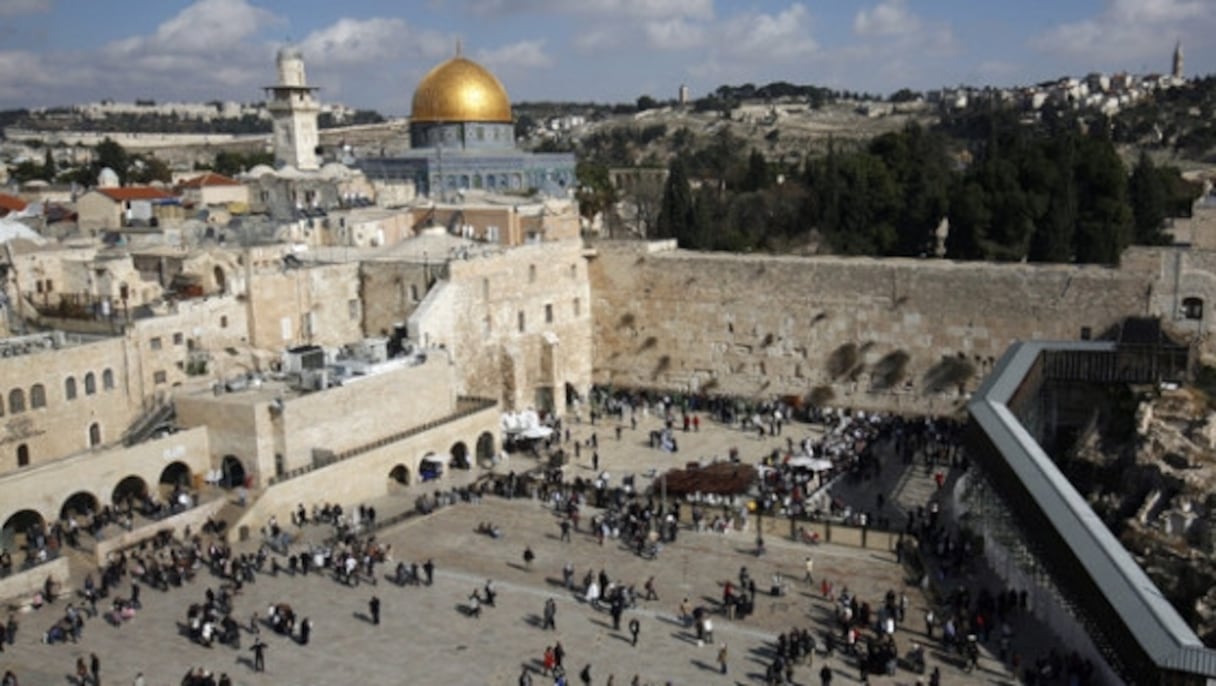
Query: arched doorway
389 464 410 488
449 441 469 470
214 266 227 295
476 431 496 469
220 455 246 489
111 475 148 506
159 461 192 494
420 452 443 482
60 491 99 520
1 509 45 553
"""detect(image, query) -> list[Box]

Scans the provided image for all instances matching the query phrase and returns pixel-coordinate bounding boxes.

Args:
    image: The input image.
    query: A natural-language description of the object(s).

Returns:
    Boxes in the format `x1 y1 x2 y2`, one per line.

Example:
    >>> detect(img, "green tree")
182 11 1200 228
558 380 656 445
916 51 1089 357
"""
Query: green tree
656 157 697 244
946 181 991 259
42 148 56 181
128 155 172 184
742 149 769 192
636 95 659 112
94 137 130 184
574 161 617 221
1073 136 1133 263
1128 151 1169 245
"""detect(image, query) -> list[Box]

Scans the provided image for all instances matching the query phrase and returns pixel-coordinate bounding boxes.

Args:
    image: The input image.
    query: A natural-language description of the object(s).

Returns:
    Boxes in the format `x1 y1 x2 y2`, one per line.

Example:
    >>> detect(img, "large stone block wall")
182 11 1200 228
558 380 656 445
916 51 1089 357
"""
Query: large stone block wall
244 262 363 350
589 242 1155 413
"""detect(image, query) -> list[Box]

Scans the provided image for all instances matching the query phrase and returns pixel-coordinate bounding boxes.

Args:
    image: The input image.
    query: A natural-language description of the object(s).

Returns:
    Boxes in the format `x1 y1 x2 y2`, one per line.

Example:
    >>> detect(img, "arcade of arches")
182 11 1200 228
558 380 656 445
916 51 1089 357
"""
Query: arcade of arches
387 431 495 488
1 460 199 548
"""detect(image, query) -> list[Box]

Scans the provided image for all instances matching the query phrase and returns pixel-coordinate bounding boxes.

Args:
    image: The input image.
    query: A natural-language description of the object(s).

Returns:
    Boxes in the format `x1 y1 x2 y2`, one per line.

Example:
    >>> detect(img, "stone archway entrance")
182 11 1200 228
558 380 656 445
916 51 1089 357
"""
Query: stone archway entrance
60 491 99 520
112 475 148 507
389 464 411 488
449 442 469 470
476 431 496 469
1 509 45 553
221 455 246 489
160 461 192 495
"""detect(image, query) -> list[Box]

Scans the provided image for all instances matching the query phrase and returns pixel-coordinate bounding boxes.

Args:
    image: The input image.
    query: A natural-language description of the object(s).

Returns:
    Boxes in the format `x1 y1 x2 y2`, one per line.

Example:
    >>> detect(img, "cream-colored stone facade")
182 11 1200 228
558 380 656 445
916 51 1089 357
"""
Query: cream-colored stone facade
405 239 593 411
0 335 141 471
175 355 462 483
243 260 363 350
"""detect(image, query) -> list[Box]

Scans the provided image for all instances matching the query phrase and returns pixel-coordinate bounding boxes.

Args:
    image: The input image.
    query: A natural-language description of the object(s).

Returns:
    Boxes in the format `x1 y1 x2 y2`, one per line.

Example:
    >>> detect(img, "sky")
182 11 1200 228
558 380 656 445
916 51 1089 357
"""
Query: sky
0 0 1212 115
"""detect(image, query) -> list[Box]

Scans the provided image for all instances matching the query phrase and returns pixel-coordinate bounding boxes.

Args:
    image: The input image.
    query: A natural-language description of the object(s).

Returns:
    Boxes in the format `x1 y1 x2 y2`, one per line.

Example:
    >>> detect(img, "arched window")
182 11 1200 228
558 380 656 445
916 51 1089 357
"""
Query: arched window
65 376 77 400
102 369 115 390
1183 297 1204 321
88 422 102 447
84 372 96 395
7 389 24 414
16 444 29 467
29 384 46 409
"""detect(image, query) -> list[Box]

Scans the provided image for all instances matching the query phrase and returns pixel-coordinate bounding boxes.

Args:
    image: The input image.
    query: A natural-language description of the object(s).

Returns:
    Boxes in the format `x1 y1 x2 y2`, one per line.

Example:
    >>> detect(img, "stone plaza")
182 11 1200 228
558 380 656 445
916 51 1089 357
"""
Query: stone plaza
0 413 1033 685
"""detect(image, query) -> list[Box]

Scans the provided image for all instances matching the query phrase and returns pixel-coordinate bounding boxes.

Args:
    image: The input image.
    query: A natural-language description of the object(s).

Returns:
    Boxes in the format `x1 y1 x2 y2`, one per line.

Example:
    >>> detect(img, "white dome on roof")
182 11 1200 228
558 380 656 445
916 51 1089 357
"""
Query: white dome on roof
247 164 275 178
320 162 351 179
97 167 119 188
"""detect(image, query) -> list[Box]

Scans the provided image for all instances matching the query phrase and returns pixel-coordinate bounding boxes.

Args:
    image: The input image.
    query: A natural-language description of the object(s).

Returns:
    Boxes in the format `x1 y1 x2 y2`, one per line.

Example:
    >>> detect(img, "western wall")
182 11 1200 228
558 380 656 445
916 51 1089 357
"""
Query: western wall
588 241 1209 414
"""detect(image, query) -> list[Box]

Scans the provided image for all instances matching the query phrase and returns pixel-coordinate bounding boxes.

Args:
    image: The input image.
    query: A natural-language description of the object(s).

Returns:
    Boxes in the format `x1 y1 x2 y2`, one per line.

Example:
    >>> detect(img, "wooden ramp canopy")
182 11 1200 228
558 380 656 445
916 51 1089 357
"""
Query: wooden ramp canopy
658 462 757 496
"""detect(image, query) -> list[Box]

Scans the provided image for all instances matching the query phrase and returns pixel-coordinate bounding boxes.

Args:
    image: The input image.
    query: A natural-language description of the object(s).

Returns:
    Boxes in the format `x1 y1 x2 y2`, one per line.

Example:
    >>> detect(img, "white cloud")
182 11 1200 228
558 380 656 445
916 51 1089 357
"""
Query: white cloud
719 3 816 62
298 18 451 66
1032 0 1214 63
118 0 278 55
854 0 920 37
476 39 553 70
470 0 713 20
0 0 50 16
643 17 707 50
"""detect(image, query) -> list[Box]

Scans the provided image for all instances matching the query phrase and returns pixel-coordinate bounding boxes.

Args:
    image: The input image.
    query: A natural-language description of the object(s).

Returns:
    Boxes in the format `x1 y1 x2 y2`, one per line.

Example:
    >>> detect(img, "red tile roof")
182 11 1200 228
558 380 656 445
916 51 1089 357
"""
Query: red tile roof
96 187 176 202
0 192 27 213
178 172 242 189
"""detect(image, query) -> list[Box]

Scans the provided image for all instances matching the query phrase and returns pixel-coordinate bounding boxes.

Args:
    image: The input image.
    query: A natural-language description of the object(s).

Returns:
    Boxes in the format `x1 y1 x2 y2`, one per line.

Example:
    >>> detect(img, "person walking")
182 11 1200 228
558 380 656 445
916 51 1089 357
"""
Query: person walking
423 559 434 586
803 557 815 586
90 653 100 686
299 617 311 645
819 664 833 685
643 576 658 601
543 598 557 631
523 546 535 569
251 637 267 672
369 596 381 625
579 664 592 686
628 617 640 647
717 644 728 674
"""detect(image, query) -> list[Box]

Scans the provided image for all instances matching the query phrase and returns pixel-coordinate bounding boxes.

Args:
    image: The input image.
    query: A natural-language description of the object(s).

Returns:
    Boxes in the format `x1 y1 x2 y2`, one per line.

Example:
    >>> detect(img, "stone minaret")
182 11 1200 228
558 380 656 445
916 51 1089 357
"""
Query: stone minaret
265 47 320 171
1173 40 1184 80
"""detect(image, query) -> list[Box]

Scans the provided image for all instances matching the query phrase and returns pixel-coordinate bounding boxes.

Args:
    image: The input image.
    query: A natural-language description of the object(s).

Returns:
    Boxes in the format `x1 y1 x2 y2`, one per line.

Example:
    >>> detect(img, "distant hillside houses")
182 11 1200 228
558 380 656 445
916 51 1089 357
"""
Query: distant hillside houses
34 99 358 124
930 71 1186 117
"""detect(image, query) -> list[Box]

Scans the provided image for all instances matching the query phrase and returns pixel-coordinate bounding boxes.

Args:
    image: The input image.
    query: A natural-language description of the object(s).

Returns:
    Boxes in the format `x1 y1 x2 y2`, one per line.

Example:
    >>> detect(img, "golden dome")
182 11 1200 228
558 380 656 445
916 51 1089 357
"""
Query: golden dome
411 57 512 124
